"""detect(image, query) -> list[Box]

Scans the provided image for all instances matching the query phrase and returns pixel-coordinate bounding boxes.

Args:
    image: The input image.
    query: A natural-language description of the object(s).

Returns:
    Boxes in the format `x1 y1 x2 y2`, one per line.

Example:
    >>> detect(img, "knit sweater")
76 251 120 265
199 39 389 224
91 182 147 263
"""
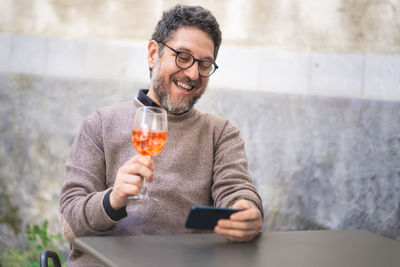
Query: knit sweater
59 99 263 266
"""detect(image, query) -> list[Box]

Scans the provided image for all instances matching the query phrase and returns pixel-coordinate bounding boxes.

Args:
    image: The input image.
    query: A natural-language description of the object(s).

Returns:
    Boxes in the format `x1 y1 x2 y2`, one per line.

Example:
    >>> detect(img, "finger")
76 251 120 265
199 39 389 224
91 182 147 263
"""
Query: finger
110 181 141 208
136 156 154 171
128 155 154 169
119 174 143 187
215 226 258 242
232 200 251 210
215 229 259 242
217 219 261 231
120 183 141 196
230 209 261 221
114 174 143 193
122 163 154 182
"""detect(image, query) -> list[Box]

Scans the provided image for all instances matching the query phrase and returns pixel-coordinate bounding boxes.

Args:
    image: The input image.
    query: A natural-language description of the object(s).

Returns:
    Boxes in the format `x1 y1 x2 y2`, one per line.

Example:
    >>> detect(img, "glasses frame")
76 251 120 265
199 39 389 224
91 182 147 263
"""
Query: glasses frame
159 42 218 77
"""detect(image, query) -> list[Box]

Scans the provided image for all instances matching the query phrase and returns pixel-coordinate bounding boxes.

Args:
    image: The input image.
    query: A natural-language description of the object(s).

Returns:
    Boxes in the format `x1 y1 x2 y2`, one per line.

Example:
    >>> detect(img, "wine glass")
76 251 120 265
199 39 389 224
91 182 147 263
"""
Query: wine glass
128 106 168 201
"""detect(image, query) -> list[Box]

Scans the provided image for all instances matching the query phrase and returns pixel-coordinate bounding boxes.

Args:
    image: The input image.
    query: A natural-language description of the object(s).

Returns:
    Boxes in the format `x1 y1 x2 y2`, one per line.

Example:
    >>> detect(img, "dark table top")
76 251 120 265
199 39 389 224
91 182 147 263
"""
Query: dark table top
73 230 400 267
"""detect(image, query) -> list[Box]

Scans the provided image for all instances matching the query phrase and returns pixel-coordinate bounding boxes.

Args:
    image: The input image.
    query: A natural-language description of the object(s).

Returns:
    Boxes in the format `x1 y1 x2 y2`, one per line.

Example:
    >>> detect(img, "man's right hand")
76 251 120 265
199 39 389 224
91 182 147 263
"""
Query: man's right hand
110 155 154 210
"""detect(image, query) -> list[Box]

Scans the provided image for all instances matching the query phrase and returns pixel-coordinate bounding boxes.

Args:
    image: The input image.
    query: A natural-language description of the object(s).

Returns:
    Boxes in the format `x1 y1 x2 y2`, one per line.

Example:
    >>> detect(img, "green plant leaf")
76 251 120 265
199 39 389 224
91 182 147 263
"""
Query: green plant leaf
1 221 67 267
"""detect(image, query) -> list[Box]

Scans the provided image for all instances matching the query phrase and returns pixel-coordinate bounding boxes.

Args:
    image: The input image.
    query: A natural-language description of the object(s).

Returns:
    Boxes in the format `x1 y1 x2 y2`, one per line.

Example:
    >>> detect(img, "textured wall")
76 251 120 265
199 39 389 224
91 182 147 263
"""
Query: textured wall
200 89 400 238
1 73 399 253
1 33 400 102
1 0 400 254
0 0 399 53
0 73 145 251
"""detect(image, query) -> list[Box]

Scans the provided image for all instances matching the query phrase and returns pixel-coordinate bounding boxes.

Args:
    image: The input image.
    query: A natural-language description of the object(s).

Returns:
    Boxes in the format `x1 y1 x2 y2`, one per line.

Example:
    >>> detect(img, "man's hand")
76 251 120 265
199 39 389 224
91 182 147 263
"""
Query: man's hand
214 199 263 242
110 155 154 210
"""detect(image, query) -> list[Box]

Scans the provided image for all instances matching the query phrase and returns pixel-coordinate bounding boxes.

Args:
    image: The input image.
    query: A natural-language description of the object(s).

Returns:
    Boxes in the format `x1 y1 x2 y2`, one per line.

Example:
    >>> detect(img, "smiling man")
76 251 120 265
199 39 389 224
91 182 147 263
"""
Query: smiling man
148 26 215 115
60 5 263 266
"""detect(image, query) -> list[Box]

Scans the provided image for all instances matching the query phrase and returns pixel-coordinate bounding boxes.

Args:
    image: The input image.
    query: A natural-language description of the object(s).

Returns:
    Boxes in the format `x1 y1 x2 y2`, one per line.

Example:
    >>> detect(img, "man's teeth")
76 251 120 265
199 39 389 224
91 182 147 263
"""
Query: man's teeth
177 81 192 90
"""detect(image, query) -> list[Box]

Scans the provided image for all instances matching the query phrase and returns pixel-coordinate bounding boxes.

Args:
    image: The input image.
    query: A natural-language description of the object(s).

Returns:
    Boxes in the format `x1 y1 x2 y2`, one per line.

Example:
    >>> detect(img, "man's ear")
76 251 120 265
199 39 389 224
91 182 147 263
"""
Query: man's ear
148 40 159 69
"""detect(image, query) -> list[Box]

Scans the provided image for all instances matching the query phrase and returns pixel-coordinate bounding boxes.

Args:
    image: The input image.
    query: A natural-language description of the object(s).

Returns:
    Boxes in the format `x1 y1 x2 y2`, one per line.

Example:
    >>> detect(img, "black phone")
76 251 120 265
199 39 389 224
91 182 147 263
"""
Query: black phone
185 206 243 230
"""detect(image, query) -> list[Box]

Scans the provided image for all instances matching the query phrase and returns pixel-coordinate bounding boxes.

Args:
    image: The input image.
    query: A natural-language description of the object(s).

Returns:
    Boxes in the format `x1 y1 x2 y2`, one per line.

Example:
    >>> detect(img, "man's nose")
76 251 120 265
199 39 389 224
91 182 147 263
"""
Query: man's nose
182 62 200 81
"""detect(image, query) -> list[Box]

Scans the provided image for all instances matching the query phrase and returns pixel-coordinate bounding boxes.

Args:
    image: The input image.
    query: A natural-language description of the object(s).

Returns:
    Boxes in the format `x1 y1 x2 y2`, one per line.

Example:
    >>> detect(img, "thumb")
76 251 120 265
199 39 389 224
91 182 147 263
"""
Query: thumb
232 199 252 210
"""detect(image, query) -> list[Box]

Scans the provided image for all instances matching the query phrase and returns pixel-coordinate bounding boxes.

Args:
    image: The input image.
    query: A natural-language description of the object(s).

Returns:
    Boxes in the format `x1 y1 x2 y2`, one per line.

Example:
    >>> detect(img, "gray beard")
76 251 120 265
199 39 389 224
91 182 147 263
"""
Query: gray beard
151 64 206 115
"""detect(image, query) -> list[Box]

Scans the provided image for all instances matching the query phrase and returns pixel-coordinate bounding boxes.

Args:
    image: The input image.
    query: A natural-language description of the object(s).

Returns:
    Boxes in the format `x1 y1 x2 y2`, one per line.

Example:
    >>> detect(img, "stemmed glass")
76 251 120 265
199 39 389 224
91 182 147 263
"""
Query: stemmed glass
128 106 168 201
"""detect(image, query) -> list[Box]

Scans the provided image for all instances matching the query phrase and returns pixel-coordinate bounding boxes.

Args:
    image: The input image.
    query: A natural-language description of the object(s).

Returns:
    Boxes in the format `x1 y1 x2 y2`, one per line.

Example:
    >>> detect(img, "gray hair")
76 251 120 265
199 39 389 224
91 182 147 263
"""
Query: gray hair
149 5 222 77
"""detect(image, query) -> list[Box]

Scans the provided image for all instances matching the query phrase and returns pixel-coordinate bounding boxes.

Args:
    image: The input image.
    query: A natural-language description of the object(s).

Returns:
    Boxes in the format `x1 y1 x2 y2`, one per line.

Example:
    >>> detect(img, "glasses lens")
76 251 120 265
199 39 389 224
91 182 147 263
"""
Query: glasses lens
198 61 215 77
176 53 194 69
174 50 217 77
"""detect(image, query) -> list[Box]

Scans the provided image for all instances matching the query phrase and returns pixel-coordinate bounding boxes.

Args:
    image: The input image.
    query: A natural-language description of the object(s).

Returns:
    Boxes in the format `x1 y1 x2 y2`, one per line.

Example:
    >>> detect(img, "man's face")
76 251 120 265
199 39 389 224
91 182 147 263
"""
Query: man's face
148 27 215 115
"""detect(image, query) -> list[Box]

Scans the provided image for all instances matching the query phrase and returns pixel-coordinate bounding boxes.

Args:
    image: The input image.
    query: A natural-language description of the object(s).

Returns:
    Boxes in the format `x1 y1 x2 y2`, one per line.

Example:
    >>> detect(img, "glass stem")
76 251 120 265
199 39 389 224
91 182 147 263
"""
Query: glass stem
141 178 149 200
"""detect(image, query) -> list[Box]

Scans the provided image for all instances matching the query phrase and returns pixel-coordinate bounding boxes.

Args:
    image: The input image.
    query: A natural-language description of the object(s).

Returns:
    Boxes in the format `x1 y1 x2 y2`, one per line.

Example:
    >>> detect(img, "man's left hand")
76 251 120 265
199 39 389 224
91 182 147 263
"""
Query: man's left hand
214 199 263 242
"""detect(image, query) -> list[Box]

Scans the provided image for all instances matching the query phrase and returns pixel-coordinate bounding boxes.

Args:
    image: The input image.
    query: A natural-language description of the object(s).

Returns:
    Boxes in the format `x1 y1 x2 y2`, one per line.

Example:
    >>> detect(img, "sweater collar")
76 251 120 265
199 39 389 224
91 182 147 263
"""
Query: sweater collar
137 89 160 108
135 90 197 122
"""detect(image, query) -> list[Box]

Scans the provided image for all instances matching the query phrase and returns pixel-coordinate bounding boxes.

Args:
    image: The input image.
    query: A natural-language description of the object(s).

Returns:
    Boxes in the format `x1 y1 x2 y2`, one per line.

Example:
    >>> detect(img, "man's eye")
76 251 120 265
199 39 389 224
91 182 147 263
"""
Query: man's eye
177 53 192 63
199 62 212 70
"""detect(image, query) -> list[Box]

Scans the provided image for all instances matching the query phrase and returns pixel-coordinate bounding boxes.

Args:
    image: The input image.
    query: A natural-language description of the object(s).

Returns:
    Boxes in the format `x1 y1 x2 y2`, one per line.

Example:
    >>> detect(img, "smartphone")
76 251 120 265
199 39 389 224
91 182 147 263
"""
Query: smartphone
185 206 243 230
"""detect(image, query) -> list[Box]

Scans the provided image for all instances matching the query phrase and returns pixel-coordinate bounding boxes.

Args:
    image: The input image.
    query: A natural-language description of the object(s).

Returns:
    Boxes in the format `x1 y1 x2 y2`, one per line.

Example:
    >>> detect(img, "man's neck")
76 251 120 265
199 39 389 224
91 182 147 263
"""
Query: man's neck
147 87 161 106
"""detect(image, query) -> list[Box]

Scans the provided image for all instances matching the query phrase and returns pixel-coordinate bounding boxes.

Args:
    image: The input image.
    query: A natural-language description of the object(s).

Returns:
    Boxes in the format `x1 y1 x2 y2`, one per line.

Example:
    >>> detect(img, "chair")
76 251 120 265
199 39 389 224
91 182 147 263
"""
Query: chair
40 250 61 267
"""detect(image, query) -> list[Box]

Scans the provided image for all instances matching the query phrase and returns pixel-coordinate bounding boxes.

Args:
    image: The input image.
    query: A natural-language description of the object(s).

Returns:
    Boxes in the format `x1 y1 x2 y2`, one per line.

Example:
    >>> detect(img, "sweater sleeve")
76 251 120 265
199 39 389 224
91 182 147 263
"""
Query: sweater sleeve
59 111 117 240
211 120 264 218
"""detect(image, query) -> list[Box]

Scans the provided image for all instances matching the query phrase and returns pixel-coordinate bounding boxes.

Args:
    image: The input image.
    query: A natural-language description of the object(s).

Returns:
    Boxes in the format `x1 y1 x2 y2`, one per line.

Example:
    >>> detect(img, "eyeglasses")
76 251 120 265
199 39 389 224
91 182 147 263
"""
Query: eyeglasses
160 42 218 77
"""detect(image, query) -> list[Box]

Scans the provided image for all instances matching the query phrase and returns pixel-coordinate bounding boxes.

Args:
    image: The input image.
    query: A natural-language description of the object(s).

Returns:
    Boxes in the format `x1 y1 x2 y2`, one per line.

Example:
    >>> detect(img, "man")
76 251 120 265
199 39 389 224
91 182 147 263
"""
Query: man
60 4 263 266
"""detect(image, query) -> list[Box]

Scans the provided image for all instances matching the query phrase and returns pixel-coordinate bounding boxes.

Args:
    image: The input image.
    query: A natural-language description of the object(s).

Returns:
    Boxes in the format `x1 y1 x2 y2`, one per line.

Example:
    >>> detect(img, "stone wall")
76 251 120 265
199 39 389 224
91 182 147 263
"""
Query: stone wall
1 73 399 253
0 73 145 251
201 89 400 238
1 0 399 255
1 0 399 53
1 1 400 102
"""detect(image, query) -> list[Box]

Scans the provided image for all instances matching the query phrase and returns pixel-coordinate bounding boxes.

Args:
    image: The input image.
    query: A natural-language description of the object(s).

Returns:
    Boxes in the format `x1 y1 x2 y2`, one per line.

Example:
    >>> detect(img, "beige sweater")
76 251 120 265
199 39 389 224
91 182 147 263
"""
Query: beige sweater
60 99 263 266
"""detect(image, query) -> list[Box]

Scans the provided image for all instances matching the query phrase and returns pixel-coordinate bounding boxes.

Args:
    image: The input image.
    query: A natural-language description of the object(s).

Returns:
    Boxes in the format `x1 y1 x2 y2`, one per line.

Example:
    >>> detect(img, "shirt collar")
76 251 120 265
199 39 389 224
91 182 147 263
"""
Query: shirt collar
137 89 160 107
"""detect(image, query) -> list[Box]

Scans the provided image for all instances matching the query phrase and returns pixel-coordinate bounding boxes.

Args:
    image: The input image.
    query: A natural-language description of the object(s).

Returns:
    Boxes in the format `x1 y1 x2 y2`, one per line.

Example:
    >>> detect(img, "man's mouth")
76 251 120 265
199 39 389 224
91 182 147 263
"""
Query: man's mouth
175 79 195 92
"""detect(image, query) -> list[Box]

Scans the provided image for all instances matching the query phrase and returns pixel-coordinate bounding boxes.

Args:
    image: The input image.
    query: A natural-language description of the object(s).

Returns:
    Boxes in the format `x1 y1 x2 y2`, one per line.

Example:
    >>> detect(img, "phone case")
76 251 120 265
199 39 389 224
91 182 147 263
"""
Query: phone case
185 206 242 230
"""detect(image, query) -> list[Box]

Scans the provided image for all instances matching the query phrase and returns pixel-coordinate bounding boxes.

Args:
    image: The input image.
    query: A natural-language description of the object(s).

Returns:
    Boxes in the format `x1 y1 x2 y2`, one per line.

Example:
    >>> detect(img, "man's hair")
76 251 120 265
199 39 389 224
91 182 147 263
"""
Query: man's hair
151 5 222 59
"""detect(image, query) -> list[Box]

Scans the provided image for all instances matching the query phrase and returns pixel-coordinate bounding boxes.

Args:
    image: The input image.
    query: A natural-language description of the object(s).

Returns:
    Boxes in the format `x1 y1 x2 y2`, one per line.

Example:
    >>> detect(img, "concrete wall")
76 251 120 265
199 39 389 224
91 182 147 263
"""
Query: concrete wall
1 33 400 101
1 73 399 250
1 0 399 252
1 0 399 53
0 0 399 100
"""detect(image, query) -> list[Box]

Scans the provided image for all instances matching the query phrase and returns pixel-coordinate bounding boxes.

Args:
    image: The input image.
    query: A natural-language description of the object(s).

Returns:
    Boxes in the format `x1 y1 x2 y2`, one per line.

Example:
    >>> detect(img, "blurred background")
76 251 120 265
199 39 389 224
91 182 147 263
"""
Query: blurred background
1 0 399 261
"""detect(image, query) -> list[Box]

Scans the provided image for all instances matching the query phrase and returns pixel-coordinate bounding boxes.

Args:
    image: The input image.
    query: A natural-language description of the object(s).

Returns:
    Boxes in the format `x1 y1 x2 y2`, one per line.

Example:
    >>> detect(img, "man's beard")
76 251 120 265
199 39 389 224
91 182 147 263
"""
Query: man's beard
151 62 207 115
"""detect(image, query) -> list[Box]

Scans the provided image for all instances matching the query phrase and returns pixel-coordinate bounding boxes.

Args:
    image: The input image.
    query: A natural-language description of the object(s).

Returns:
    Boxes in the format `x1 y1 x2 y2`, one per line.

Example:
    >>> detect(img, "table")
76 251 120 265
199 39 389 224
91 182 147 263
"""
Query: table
73 230 400 267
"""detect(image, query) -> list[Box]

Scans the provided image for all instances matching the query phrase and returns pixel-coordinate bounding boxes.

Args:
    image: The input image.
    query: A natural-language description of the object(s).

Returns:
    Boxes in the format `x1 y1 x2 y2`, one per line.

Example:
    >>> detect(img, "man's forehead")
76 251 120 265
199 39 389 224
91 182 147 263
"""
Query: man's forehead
168 27 215 58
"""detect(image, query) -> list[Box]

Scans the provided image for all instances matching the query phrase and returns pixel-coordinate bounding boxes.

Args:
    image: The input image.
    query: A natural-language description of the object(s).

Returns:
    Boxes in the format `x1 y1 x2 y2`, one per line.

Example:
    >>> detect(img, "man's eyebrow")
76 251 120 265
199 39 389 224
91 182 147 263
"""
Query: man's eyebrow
175 46 214 61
